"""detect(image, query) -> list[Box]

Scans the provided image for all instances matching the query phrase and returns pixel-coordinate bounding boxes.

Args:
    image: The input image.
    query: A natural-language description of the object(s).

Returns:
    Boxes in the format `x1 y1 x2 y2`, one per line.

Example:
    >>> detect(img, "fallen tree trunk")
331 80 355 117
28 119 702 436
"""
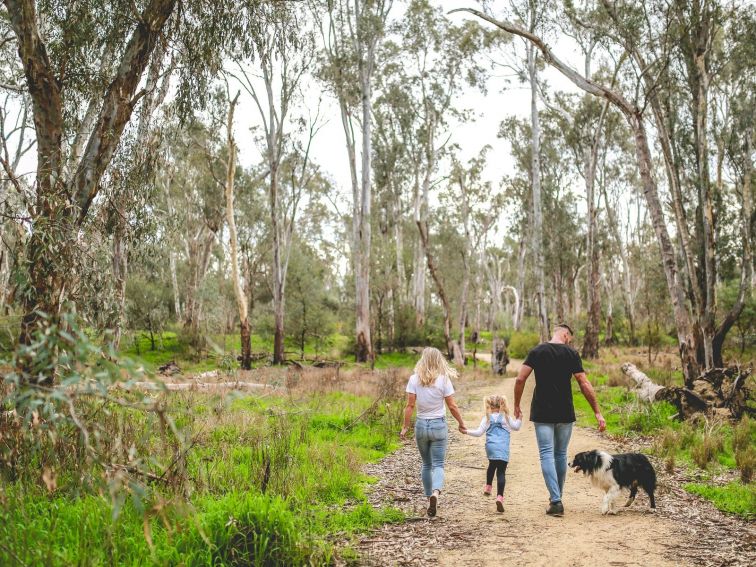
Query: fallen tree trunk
122 381 277 393
621 363 752 420
621 362 665 402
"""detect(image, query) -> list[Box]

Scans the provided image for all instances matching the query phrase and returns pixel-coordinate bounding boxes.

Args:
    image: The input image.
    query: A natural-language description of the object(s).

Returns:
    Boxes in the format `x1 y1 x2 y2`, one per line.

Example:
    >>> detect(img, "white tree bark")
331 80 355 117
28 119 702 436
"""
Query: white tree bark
621 363 665 403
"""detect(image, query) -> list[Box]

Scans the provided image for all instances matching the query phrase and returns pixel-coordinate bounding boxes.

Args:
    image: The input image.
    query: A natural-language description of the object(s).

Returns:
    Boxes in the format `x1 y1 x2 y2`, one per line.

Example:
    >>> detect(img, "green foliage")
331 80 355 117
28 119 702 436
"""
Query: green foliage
508 332 539 359
684 482 756 520
2 343 405 566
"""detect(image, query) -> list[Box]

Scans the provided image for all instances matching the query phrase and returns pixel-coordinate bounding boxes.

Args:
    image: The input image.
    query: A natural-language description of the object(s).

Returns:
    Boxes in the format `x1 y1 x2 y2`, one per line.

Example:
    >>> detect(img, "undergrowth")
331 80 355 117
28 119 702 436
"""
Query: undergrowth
0 315 406 566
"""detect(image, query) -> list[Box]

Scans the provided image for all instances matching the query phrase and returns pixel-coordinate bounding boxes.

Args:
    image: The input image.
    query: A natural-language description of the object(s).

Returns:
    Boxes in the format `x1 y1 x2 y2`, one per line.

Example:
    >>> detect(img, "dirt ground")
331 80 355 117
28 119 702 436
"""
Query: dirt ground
355 360 756 567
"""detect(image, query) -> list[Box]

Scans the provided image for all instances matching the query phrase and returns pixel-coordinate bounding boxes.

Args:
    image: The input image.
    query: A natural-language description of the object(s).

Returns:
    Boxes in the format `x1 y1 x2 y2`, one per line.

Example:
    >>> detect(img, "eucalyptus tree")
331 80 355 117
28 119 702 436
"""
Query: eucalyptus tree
446 148 498 361
391 0 492 359
314 0 394 363
0 0 266 353
451 4 696 383
234 1 319 364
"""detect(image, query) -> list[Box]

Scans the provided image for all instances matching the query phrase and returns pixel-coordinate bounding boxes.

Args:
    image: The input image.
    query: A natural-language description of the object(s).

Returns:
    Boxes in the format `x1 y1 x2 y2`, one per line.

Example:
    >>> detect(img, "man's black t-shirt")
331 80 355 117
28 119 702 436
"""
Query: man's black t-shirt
523 342 584 423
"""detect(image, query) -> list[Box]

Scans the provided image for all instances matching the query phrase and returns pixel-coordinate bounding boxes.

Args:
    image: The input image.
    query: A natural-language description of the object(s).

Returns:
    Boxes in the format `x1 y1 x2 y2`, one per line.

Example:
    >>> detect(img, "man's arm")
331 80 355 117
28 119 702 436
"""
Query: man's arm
400 393 416 439
574 372 606 431
514 364 533 419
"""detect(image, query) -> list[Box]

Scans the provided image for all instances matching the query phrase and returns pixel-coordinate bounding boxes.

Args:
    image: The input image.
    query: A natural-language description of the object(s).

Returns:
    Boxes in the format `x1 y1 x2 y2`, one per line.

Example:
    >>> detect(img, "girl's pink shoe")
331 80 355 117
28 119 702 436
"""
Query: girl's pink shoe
496 495 504 513
483 484 492 496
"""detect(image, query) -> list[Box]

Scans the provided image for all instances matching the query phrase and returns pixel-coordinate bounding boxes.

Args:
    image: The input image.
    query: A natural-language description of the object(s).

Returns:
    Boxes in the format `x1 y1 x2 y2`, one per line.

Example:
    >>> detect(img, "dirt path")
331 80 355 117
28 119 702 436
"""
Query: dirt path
356 361 753 566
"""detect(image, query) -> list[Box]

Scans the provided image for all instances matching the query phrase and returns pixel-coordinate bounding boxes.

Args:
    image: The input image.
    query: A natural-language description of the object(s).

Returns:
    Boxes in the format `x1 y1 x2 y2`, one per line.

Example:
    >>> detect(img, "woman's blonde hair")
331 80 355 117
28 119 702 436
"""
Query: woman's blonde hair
484 394 510 417
414 347 458 387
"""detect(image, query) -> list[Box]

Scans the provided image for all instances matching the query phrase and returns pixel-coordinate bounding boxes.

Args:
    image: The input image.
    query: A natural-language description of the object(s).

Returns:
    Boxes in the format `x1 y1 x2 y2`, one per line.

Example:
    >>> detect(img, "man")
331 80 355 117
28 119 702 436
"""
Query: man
514 323 606 517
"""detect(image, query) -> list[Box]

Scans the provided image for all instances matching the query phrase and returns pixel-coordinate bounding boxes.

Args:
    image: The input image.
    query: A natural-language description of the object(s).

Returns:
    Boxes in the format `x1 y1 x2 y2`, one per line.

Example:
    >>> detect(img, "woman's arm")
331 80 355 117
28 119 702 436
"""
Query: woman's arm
445 395 467 433
465 416 488 437
400 393 416 439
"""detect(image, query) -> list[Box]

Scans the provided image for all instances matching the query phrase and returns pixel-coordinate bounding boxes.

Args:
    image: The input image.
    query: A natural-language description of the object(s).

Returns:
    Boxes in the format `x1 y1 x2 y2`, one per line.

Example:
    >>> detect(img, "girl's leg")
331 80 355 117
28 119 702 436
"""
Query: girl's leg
495 460 508 496
486 461 496 486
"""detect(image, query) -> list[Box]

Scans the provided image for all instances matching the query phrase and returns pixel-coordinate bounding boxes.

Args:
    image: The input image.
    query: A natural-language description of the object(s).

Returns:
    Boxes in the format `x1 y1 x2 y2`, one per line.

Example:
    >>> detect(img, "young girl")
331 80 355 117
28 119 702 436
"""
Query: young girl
464 394 521 512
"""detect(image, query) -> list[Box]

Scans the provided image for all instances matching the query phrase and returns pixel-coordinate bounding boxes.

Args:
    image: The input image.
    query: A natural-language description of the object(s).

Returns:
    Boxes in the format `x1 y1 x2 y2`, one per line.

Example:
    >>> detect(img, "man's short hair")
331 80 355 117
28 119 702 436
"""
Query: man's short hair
555 323 574 336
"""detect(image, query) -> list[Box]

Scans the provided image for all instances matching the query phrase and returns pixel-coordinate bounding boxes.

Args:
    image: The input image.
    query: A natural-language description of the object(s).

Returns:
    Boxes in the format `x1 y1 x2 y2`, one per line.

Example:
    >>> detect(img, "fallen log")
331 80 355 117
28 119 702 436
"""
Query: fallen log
121 381 277 393
621 362 666 402
620 363 752 420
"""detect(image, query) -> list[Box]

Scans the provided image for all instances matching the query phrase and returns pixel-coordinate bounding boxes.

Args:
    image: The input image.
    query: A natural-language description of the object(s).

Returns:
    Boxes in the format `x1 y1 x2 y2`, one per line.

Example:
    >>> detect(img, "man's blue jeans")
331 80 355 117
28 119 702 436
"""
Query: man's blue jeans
414 417 448 496
534 422 573 504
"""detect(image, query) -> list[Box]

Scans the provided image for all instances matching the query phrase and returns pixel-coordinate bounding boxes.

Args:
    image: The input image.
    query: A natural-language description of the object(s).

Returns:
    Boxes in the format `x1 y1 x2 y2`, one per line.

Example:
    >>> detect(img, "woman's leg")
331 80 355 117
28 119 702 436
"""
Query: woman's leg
428 423 448 493
534 422 562 503
414 422 433 497
553 422 573 496
495 460 508 496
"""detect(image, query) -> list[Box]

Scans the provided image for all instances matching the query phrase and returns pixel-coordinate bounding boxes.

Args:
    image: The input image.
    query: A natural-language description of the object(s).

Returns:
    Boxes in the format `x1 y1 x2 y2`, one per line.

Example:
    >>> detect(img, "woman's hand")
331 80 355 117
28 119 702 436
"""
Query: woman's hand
514 406 522 420
400 426 409 440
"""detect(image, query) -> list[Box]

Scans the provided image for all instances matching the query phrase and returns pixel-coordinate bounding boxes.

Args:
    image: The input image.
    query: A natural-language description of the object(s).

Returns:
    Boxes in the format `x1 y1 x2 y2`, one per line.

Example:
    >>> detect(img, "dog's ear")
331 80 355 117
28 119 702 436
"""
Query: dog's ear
588 450 600 471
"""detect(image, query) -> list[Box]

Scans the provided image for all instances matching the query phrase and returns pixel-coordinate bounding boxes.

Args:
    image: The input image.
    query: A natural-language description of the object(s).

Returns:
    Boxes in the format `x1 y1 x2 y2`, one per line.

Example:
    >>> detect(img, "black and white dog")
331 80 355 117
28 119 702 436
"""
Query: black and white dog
569 450 657 515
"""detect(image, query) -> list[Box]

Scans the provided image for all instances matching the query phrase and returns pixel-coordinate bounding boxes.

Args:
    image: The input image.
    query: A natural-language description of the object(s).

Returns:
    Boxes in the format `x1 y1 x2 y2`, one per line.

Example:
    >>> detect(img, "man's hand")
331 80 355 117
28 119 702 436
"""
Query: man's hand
458 425 467 434
514 406 522 420
400 426 409 440
595 413 606 432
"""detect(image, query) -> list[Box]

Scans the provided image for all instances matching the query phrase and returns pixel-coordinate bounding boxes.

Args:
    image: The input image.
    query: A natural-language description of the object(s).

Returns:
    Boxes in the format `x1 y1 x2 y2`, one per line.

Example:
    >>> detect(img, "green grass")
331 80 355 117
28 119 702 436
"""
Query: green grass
373 351 419 369
684 482 756 520
1 391 405 565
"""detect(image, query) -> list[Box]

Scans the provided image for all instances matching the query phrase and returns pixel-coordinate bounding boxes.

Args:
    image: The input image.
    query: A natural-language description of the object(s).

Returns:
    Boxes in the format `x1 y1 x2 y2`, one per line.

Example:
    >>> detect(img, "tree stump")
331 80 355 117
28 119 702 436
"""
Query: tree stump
492 339 509 376
621 363 752 420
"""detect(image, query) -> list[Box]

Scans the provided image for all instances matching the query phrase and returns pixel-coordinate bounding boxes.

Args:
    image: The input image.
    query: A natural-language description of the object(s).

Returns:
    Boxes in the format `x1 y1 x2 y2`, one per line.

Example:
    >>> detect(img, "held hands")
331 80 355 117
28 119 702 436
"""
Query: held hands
458 424 467 434
514 406 522 420
595 413 607 432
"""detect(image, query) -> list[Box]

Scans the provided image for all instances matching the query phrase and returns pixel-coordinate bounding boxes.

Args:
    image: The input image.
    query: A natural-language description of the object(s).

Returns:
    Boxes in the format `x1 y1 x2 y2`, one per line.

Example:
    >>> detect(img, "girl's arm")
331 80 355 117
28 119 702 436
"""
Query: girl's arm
465 416 488 437
506 415 523 431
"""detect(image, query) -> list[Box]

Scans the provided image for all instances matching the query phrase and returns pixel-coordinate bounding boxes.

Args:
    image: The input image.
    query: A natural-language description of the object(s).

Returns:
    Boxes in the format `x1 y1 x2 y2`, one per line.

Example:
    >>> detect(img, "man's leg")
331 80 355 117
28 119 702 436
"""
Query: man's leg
553 422 574 496
534 422 561 503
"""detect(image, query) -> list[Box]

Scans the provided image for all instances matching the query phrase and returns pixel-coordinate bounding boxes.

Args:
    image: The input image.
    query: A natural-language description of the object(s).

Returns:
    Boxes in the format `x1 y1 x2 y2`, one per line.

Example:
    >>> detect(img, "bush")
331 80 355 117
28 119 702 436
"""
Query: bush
508 332 540 359
691 432 724 469
736 447 755 484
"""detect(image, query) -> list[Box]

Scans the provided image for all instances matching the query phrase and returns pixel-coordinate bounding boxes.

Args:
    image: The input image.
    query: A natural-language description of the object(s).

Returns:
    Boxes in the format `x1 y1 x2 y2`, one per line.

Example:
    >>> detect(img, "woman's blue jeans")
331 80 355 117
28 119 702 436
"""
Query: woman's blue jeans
414 417 448 496
534 422 573 504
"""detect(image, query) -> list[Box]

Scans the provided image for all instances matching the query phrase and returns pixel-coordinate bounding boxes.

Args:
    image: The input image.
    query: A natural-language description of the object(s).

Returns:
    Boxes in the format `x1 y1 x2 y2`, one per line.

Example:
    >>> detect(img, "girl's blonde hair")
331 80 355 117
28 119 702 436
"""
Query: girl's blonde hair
414 347 459 387
484 394 510 417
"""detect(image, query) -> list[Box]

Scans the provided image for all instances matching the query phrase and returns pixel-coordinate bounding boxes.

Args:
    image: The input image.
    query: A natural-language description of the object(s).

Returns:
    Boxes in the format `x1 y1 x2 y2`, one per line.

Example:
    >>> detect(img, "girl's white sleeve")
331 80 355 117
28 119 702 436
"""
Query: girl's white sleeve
507 416 523 431
466 416 488 437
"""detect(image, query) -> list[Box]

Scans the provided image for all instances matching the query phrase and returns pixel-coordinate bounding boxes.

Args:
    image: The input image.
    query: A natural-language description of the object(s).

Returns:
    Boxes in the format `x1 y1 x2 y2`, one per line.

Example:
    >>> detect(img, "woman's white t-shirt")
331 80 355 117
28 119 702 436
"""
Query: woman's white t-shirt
406 374 455 419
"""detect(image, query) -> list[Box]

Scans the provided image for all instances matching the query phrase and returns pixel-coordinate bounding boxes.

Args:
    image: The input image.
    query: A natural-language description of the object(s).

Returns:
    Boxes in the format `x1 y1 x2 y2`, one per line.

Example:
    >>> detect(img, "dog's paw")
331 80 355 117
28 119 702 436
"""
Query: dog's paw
607 508 618 515
624 498 635 507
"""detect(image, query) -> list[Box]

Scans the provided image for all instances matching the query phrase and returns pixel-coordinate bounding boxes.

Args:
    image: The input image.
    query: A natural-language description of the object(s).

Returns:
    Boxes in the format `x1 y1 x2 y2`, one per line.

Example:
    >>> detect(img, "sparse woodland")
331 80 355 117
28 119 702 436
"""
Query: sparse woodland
0 0 753 565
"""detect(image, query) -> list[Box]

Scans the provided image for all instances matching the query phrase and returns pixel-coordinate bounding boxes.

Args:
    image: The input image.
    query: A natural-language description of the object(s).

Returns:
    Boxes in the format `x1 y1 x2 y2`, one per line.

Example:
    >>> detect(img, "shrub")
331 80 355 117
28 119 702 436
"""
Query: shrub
732 415 754 454
508 332 540 359
691 432 724 469
736 447 755 484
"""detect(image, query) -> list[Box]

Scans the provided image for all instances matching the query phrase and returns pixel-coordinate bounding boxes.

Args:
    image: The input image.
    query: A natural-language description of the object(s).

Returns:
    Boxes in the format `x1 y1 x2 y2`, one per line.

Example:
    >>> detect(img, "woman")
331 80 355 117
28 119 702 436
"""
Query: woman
400 347 466 517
